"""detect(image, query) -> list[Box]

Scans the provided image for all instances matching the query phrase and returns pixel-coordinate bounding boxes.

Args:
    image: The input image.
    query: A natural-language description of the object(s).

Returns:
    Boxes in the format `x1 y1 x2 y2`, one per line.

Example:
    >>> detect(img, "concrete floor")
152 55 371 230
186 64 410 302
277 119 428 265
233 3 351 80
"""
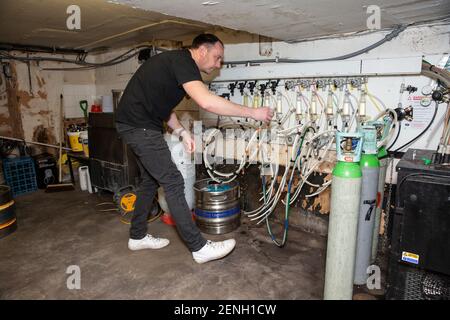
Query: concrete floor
0 188 327 299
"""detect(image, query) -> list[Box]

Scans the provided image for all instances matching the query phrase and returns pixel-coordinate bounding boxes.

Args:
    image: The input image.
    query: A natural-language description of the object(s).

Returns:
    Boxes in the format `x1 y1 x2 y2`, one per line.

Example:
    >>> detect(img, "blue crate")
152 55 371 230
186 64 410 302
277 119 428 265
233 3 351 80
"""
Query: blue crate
2 156 38 197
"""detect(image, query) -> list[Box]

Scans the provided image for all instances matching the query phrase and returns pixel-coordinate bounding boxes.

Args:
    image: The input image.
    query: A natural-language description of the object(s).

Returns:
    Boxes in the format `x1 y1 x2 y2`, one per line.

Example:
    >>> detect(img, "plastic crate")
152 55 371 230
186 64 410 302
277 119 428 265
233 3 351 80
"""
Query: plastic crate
2 157 38 197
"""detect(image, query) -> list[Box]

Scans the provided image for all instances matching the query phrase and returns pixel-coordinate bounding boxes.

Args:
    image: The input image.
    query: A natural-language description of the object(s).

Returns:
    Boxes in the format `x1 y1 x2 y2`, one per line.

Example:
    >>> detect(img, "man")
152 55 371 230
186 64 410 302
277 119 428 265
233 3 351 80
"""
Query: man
115 34 273 264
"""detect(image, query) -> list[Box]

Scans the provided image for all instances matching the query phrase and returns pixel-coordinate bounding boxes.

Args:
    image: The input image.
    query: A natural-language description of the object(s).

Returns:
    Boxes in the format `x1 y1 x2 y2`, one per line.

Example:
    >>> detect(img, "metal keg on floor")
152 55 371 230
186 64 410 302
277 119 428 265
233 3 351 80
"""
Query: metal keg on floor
193 179 240 235
0 185 17 239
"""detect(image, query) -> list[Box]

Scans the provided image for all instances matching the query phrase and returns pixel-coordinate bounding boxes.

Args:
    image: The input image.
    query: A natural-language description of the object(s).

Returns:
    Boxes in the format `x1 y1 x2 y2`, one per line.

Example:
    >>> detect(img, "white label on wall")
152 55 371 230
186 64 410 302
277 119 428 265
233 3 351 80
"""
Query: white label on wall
408 95 434 130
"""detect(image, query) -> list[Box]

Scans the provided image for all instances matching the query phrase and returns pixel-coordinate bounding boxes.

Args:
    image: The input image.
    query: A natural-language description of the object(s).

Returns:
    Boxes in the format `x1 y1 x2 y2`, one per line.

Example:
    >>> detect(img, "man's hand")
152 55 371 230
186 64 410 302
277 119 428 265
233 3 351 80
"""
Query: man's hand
251 107 274 123
180 130 195 153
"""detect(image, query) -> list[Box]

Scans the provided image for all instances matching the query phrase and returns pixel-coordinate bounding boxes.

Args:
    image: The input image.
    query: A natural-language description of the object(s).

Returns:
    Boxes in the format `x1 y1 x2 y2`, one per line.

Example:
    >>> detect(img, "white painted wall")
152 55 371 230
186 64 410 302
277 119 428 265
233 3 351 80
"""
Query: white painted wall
220 23 449 62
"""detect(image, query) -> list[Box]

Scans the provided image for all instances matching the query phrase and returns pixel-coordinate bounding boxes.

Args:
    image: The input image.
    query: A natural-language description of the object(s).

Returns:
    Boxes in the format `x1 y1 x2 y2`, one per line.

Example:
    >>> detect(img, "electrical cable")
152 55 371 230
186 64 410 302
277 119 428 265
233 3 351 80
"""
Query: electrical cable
120 209 163 225
95 201 163 225
1 45 144 64
41 51 141 71
0 45 165 71
387 124 401 151
223 24 408 65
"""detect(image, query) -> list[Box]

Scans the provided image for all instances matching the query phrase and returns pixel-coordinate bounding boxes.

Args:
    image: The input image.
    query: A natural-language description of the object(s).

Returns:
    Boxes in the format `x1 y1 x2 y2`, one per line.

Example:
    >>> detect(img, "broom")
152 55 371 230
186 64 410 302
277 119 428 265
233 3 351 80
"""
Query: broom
46 94 75 192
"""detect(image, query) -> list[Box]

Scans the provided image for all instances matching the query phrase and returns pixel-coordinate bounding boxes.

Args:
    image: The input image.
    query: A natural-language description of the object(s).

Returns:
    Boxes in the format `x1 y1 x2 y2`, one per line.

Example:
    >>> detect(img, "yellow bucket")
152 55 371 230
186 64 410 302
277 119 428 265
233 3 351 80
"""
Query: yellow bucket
67 131 83 152
79 131 89 157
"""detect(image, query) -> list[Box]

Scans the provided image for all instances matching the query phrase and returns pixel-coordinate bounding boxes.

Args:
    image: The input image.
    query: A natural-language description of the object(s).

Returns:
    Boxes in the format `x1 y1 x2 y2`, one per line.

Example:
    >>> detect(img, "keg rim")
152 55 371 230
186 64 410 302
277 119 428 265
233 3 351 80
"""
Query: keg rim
193 178 239 193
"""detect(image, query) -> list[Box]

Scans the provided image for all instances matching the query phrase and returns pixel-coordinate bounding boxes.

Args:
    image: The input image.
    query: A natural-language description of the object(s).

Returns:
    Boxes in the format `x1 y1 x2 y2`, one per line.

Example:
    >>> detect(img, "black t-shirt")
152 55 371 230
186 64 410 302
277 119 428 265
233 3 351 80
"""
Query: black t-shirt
115 49 202 131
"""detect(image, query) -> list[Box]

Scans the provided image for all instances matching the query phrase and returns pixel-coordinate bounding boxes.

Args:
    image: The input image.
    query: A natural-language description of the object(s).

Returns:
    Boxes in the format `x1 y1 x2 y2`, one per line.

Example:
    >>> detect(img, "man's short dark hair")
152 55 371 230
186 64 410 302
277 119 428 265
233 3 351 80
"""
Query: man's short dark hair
191 33 223 49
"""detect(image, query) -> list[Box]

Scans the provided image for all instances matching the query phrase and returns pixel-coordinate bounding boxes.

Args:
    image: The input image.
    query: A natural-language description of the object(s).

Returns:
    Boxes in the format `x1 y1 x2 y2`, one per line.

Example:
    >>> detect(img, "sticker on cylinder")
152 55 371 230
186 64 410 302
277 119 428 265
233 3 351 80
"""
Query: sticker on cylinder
402 251 419 265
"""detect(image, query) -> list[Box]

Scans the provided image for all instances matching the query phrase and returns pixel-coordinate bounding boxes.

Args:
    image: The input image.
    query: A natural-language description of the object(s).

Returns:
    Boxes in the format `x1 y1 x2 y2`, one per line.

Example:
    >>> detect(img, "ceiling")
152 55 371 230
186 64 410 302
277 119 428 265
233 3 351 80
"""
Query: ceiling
0 0 236 52
115 0 450 42
0 0 449 52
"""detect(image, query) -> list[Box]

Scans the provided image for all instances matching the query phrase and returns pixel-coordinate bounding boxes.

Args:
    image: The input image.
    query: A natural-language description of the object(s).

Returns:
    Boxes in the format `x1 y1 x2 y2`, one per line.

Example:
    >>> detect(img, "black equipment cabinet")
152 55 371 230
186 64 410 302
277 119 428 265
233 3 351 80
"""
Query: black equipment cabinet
387 148 450 300
88 112 139 193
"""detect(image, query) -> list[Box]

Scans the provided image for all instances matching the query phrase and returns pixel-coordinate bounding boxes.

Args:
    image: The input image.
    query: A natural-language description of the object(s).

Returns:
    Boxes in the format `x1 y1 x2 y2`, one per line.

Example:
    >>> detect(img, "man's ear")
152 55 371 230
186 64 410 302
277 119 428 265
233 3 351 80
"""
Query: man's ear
199 45 208 58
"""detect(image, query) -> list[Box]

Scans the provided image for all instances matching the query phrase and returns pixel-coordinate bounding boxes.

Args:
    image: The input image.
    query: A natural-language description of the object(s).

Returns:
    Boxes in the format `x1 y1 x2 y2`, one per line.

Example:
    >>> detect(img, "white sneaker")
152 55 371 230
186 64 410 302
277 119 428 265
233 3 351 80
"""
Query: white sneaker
192 239 236 264
128 234 170 251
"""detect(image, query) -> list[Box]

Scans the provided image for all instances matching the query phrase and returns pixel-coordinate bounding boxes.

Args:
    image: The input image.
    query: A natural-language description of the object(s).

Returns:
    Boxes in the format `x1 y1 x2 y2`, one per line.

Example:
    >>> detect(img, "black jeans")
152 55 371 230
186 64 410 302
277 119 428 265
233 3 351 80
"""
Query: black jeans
117 124 206 252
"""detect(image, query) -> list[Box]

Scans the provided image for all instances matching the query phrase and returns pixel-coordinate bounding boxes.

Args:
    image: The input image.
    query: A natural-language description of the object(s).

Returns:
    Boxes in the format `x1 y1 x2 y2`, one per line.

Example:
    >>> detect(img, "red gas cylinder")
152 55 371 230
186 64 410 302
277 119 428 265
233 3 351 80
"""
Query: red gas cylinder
160 211 196 226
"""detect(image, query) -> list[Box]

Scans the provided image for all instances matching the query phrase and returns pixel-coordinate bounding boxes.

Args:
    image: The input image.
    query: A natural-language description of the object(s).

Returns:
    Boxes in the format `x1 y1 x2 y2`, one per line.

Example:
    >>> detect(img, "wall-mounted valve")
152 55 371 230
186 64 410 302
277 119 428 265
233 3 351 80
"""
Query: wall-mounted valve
237 81 247 96
405 85 418 94
270 79 280 95
349 78 362 89
285 80 295 91
394 106 413 122
258 81 270 97
299 79 311 90
332 78 345 91
316 79 327 91
247 81 257 95
227 81 238 96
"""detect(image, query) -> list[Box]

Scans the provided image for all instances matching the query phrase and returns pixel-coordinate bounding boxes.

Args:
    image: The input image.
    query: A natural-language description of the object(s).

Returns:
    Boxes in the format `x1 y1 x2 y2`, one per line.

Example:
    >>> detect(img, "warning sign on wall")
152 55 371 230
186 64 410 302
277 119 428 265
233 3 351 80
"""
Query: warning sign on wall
407 95 434 129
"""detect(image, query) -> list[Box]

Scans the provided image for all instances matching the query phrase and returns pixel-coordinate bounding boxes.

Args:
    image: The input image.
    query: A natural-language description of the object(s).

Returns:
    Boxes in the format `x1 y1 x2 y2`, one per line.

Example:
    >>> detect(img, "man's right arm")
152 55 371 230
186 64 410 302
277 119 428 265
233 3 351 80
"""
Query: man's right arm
182 80 274 123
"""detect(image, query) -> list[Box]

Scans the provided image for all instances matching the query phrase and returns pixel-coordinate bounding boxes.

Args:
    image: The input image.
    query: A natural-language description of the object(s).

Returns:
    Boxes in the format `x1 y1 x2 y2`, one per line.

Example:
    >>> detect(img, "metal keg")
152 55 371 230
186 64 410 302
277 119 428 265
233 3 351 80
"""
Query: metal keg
193 179 240 235
0 185 17 239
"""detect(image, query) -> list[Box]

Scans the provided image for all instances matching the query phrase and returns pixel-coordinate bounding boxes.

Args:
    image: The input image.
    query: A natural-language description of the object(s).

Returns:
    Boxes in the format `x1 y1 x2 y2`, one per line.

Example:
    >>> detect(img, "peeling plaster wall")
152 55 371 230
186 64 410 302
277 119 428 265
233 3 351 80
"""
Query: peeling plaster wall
0 67 10 135
2 54 96 154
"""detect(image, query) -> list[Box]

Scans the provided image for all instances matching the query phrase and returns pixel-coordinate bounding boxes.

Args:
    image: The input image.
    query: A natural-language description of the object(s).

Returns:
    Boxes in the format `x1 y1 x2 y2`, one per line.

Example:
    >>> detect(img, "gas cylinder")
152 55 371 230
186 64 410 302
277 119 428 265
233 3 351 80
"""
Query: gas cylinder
324 132 363 300
354 125 380 285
